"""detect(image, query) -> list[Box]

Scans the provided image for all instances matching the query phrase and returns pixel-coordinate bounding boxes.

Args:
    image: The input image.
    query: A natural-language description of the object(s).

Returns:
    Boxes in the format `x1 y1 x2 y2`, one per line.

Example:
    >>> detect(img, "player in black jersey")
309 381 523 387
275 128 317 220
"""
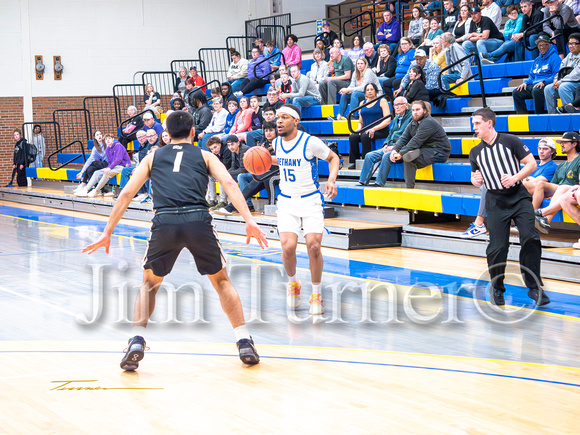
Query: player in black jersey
83 111 268 369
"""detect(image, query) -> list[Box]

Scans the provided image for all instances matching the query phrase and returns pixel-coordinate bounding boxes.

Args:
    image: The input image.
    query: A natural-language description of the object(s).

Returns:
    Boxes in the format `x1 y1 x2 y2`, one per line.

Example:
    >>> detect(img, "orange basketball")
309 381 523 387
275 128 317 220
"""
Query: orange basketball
243 146 272 175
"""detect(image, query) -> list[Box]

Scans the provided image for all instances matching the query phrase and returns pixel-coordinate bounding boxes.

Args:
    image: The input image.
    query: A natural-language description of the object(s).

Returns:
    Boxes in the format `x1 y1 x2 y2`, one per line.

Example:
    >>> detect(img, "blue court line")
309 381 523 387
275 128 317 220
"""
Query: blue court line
2 204 580 319
1 349 578 388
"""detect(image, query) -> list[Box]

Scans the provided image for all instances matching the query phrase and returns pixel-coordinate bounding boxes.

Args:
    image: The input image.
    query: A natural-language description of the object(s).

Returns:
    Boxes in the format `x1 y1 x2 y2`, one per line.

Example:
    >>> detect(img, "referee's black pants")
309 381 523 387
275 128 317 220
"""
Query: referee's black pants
485 185 543 292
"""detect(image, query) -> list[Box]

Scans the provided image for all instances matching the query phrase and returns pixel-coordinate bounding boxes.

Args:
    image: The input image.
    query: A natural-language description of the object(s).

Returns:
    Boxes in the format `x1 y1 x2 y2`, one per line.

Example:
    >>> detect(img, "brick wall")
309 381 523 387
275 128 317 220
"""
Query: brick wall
0 97 24 184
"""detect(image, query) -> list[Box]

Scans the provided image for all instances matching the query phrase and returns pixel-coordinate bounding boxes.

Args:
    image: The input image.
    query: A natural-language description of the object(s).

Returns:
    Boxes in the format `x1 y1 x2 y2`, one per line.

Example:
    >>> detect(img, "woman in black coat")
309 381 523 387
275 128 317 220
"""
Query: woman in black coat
403 65 429 103
8 129 30 187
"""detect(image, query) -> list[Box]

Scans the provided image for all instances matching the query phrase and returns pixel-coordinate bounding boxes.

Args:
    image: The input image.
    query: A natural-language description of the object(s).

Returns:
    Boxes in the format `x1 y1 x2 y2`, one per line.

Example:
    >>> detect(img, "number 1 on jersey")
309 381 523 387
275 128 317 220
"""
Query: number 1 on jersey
283 168 295 182
173 151 183 172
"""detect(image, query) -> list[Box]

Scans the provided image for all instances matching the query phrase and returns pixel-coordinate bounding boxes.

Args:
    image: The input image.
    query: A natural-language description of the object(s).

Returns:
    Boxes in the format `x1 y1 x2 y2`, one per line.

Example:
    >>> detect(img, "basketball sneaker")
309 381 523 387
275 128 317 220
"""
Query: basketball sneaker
460 222 487 239
236 337 260 364
287 279 301 308
528 288 551 306
309 293 324 315
120 335 147 371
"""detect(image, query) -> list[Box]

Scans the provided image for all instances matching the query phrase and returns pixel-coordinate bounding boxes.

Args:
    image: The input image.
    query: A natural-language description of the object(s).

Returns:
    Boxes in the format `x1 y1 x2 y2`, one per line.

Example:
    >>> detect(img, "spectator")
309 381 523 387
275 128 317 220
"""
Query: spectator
381 37 416 97
143 83 162 116
319 47 355 105
225 135 250 184
441 33 472 90
229 96 253 136
452 5 472 45
74 130 110 194
279 71 292 98
559 187 580 247
31 124 45 168
512 33 561 114
226 49 249 93
376 10 401 54
271 64 297 91
142 111 164 137
462 7 504 60
425 0 442 15
363 42 379 69
403 65 430 103
336 57 381 120
443 0 460 32
170 91 183 111
543 0 580 59
171 98 185 112
481 0 502 29
189 66 206 92
533 131 580 233
205 135 232 209
245 96 264 138
347 83 391 168
222 100 240 142
316 38 330 62
7 129 29 187
235 47 272 97
282 34 302 68
430 37 447 72
333 38 348 57
420 18 444 50
418 18 431 49
515 0 543 61
159 130 171 147
409 6 426 46
198 97 228 149
118 129 158 202
347 35 365 61
393 49 442 102
119 105 144 146
320 21 339 49
374 44 397 86
545 33 580 113
246 106 278 148
77 134 131 197
358 96 412 186
263 87 284 111
220 81 238 104
282 64 322 112
183 78 196 112
175 66 188 94
389 100 451 189
263 40 283 71
307 48 329 86
481 5 524 64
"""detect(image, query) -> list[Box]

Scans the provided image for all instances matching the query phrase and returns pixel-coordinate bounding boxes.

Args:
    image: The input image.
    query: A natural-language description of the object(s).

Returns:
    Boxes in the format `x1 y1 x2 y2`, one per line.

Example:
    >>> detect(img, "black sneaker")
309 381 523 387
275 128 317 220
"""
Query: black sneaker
120 335 147 371
490 288 505 306
534 214 550 234
236 337 260 365
528 288 551 306
557 106 568 114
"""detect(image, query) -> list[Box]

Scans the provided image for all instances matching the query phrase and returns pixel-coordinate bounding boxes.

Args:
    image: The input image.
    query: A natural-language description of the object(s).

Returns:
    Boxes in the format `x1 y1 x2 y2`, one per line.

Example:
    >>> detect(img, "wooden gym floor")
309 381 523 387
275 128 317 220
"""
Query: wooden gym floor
0 200 578 433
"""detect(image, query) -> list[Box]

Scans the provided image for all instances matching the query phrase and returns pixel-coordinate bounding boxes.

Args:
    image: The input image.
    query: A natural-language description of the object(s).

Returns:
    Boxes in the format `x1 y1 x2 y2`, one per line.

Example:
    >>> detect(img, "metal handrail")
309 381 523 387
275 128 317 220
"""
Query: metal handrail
346 94 394 134
170 59 206 84
188 79 221 103
252 52 287 80
438 52 487 108
523 14 563 51
48 140 86 171
255 24 287 43
342 10 375 39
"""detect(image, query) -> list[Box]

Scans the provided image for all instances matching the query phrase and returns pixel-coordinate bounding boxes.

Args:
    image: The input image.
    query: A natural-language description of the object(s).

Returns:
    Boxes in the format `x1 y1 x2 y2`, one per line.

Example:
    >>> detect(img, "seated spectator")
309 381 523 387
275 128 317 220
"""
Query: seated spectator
183 78 196 113
419 18 443 50
403 65 430 103
319 47 355 105
245 105 278 147
282 34 302 68
393 49 442 102
408 6 426 46
347 36 365 61
559 187 580 247
374 44 397 86
512 33 561 114
480 5 524 64
263 40 282 70
389 100 451 189
307 48 329 86
363 42 379 69
545 33 580 114
533 132 580 233
543 0 580 59
220 81 238 104
452 5 472 46
376 10 401 54
430 37 446 71
143 83 162 115
198 97 228 150
159 130 171 147
279 71 292 98
381 37 415 98
425 0 442 15
7 129 29 187
316 38 330 62
282 64 322 111
229 97 253 137
481 0 502 29
220 100 239 145
74 130 110 193
118 106 144 147
336 58 381 120
515 0 543 61
333 38 348 57
77 134 131 198
347 83 391 169
441 33 472 90
225 135 250 194
320 21 339 49
31 124 45 168
462 7 504 60
189 66 206 92
359 96 413 186
175 67 188 94
142 111 164 137
271 64 297 91
442 0 459 33
226 49 249 93
205 135 232 209
263 88 284 111
418 19 431 48
236 47 272 97
236 96 264 144
171 97 186 112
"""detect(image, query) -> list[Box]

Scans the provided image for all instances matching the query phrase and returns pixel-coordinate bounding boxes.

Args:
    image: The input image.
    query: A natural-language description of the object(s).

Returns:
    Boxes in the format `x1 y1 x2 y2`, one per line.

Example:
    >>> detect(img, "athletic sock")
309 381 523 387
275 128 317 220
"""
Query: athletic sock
288 274 297 283
234 324 251 341
312 284 321 295
131 325 147 339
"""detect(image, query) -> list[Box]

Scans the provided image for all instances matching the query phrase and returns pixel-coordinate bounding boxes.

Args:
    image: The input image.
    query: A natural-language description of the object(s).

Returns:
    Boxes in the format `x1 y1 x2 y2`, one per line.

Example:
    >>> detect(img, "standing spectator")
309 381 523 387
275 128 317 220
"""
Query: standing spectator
282 34 302 68
336 57 381 120
198 97 228 149
347 83 391 168
512 33 561 114
452 5 473 45
143 83 162 116
31 124 45 168
409 6 426 46
515 0 544 61
469 108 548 306
307 48 329 86
374 44 397 86
282 64 322 112
319 47 355 105
7 129 29 187
363 42 379 69
545 33 580 113
441 33 471 90
381 37 416 97
462 7 505 60
443 0 460 32
175 66 188 94
189 66 206 92
376 10 401 54
358 96 412 186
481 0 502 29
543 0 580 59
226 49 249 93
481 5 524 64
119 105 144 146
347 35 365 61
74 130 110 194
263 40 282 71
236 47 272 97
389 100 451 189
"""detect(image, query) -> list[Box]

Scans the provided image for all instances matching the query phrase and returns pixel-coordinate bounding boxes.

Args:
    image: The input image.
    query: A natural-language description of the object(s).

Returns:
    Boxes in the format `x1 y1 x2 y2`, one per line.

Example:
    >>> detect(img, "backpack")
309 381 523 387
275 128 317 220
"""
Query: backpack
322 140 343 169
26 141 38 165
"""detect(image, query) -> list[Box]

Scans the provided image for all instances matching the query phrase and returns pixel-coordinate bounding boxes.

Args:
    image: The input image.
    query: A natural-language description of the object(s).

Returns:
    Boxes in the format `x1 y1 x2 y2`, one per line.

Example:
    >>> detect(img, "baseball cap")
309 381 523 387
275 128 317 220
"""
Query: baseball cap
556 131 580 143
143 112 154 119
536 33 552 45
414 49 427 57
538 138 556 149
470 6 481 13
226 135 239 143
190 66 197 71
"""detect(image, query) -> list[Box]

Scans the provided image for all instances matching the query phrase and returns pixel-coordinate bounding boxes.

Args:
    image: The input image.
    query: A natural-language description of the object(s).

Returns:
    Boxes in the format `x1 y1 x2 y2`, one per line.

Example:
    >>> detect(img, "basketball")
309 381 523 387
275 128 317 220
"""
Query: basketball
243 146 272 175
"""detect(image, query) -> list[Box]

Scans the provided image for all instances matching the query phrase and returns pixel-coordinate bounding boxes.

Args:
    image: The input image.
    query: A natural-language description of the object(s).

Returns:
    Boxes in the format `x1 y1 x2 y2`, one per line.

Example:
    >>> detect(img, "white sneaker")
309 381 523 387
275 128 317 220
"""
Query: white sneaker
234 91 243 98
87 189 101 198
213 207 232 216
573 238 580 250
460 223 487 239
132 193 148 202
75 188 88 197
287 279 301 308
309 293 324 315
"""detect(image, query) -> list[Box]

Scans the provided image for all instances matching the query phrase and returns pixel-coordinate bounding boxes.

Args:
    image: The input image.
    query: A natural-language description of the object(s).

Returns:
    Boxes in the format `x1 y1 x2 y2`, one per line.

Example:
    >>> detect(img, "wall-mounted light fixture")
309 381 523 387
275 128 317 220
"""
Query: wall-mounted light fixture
54 56 63 80
35 55 45 80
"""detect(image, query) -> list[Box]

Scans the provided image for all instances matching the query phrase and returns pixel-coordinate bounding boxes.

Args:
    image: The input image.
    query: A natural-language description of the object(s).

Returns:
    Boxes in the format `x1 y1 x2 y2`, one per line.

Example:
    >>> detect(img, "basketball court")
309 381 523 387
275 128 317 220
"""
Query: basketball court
0 199 579 433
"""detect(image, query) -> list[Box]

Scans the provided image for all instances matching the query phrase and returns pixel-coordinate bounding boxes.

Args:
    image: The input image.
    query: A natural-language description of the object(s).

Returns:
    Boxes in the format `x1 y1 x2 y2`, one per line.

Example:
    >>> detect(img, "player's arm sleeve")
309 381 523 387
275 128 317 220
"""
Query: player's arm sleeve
306 137 331 161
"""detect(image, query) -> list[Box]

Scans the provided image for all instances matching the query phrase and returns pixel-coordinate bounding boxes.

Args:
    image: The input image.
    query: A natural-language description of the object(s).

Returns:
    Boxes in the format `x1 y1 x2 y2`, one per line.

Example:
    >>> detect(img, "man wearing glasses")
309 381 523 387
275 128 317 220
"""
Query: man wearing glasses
544 33 580 113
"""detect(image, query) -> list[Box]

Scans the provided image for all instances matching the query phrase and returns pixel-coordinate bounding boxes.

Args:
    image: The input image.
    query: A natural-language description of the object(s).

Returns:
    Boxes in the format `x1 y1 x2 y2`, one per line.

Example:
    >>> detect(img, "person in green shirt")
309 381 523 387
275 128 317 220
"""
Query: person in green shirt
533 131 580 233
319 47 355 105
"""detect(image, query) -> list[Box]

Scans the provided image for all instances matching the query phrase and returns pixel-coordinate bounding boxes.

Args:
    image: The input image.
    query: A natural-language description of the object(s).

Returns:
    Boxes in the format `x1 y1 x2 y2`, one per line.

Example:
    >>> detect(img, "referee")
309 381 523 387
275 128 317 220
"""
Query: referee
469 108 550 306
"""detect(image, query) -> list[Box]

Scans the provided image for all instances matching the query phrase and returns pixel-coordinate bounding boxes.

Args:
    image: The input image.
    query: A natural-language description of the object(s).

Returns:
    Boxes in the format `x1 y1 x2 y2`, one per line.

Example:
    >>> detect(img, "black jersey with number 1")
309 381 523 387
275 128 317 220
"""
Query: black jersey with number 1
150 142 209 210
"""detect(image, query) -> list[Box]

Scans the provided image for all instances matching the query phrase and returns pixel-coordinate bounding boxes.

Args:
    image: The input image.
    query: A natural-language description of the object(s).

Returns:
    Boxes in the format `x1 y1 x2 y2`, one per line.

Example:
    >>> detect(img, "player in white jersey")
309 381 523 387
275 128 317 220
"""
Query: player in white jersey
274 104 340 314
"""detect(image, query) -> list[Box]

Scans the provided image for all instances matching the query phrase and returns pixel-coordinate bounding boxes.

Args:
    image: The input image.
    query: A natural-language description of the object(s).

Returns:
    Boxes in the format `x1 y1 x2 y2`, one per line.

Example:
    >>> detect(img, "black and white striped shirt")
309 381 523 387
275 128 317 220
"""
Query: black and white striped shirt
469 133 531 194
